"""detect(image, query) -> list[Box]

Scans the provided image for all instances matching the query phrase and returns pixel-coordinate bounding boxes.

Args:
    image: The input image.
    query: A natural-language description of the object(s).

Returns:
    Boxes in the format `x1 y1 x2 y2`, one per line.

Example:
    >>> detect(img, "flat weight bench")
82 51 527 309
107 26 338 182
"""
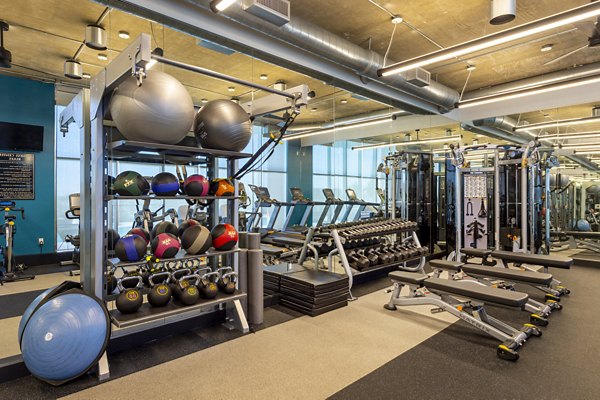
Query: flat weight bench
492 250 572 297
460 248 496 266
430 260 562 326
385 271 541 361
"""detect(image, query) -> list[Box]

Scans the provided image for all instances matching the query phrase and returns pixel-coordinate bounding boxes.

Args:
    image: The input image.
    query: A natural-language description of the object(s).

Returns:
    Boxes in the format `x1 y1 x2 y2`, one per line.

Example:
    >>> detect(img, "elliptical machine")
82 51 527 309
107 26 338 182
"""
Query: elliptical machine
0 201 35 284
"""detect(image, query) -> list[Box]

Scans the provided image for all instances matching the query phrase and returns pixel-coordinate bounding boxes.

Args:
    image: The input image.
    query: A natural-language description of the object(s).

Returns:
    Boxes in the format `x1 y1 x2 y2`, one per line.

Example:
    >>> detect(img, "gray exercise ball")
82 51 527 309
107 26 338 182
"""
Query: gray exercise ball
109 71 195 145
193 99 251 152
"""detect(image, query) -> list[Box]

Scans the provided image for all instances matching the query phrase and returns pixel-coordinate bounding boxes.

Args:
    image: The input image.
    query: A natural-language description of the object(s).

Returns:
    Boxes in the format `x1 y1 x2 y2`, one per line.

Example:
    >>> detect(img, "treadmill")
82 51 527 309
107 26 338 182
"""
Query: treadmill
315 188 345 227
246 185 290 232
282 187 314 232
340 188 380 222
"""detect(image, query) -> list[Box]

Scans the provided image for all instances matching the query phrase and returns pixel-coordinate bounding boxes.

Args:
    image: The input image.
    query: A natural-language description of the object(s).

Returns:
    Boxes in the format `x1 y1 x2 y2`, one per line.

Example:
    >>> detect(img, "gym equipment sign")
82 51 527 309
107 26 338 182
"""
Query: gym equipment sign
0 152 34 200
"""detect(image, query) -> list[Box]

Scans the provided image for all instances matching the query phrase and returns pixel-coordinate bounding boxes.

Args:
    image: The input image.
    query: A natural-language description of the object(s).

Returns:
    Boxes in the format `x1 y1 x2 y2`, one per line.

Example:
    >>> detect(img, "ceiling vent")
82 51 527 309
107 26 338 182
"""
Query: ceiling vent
592 106 600 117
405 68 430 88
242 0 290 26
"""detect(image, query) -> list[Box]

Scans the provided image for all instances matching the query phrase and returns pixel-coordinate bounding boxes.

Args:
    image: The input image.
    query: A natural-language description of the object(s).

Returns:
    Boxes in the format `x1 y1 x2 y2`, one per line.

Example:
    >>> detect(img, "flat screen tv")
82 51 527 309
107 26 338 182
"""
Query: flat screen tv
0 121 44 152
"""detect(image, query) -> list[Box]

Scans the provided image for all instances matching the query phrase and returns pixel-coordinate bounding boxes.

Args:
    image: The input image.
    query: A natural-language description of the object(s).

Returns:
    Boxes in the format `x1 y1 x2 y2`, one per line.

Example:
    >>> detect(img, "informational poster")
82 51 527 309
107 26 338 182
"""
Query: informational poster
0 152 35 200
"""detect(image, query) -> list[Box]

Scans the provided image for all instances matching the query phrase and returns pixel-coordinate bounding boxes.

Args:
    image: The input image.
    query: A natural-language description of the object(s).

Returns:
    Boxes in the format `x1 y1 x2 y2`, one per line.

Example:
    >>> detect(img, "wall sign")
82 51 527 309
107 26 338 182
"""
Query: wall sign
0 152 35 200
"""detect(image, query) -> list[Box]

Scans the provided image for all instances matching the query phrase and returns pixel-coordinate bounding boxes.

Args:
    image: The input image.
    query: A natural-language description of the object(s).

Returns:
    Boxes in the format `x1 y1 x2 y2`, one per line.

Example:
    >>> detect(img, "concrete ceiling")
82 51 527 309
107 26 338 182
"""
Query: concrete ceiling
1 0 600 160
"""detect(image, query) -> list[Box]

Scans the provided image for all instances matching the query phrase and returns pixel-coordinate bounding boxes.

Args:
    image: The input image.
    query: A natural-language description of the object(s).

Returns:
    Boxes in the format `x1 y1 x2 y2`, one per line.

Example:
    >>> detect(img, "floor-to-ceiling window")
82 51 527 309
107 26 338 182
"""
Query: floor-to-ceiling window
312 140 385 224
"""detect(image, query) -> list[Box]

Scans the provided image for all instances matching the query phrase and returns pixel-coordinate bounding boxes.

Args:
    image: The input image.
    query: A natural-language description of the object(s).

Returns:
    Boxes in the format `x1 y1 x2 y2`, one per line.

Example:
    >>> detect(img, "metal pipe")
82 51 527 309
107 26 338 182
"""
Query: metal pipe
390 165 397 219
494 148 501 250
94 0 457 113
463 62 600 101
152 54 295 99
455 162 463 260
521 158 528 251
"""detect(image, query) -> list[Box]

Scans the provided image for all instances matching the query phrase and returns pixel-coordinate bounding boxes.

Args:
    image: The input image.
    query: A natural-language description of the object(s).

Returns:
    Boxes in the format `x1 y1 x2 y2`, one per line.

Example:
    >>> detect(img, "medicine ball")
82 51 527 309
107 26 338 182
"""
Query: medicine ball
151 233 181 259
108 70 195 145
114 234 147 262
151 172 180 196
178 219 200 238
210 179 235 197
193 99 251 152
128 228 151 244
113 171 150 196
181 225 212 255
151 221 179 239
211 223 238 251
183 174 209 196
107 229 120 251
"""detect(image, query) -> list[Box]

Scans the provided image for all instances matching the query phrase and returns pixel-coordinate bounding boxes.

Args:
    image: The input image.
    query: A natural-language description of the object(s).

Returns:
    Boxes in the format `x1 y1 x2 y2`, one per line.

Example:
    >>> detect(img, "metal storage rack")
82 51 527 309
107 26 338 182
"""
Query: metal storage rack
59 33 310 380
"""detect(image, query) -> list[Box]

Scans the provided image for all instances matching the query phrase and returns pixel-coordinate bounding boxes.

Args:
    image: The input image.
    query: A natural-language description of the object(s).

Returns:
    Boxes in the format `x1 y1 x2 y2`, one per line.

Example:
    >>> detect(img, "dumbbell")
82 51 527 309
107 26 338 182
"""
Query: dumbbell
359 249 379 267
346 250 370 270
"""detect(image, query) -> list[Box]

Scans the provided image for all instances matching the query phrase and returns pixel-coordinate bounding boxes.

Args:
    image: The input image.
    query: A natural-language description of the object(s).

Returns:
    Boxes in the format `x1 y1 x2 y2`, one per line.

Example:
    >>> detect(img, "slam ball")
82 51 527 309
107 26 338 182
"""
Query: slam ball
151 233 181 259
183 174 210 196
210 179 235 197
152 221 179 240
181 225 212 255
211 223 238 251
113 171 150 196
114 234 147 262
151 172 180 196
109 71 195 145
193 99 251 152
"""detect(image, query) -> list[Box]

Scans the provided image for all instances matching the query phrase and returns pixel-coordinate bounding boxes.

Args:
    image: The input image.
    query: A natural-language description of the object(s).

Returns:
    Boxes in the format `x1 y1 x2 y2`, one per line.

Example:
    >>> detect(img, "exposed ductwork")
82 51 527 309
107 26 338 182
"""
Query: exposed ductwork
92 0 459 114
463 62 600 101
469 116 600 172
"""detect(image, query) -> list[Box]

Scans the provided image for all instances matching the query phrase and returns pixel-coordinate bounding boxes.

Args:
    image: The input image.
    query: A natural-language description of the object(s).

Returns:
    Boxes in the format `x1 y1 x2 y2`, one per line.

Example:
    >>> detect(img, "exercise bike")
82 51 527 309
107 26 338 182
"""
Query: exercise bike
0 201 35 285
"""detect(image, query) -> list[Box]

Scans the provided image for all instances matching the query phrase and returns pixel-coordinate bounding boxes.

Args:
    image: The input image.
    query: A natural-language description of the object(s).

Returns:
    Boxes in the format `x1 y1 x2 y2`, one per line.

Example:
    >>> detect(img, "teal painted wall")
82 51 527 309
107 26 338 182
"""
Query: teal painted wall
0 75 55 255
286 140 313 226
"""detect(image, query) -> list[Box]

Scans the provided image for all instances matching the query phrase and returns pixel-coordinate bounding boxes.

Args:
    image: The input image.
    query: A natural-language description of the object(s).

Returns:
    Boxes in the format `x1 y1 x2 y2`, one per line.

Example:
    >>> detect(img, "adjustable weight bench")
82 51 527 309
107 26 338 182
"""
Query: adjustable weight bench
430 260 562 326
385 271 541 361
460 248 496 266
492 250 572 297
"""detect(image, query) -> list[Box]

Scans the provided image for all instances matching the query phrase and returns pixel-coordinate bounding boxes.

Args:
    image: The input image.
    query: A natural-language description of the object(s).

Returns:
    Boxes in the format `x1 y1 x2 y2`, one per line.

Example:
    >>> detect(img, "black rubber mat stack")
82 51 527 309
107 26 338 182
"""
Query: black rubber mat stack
279 269 349 317
263 263 350 316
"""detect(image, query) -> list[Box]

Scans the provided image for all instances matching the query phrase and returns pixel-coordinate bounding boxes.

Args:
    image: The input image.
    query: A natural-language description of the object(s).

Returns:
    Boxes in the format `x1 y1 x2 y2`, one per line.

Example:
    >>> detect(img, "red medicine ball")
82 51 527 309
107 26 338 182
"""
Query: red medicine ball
210 223 238 251
184 174 210 197
151 233 181 259
128 227 151 244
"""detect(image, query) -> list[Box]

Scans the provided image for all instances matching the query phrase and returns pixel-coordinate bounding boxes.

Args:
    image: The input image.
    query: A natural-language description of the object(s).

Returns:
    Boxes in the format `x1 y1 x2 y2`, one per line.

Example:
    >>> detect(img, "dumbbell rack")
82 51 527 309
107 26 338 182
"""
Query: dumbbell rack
309 220 426 299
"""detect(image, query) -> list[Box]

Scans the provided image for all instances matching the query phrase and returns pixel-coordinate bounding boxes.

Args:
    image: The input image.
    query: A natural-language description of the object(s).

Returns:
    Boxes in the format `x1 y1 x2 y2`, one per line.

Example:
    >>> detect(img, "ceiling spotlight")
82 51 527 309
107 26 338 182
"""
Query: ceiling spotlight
63 59 82 79
118 31 130 39
82 72 91 79
340 99 348 104
259 74 268 80
228 86 236 92
201 98 208 104
541 44 553 52
97 53 108 61
210 0 237 13
85 25 107 50
311 107 318 112
0 20 11 68
466 64 477 71
391 15 403 24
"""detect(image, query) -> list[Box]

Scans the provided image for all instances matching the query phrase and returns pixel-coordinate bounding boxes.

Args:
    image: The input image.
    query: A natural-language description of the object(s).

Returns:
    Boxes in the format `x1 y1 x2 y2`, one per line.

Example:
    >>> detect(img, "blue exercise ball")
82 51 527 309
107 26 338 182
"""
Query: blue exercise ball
21 292 110 385
576 219 591 232
18 286 55 345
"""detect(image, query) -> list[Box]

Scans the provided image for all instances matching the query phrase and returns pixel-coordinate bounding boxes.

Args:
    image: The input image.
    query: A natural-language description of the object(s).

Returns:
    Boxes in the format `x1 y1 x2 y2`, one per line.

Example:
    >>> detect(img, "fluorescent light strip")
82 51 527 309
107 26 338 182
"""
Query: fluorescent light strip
574 150 600 155
561 143 600 149
458 75 600 108
515 115 600 132
378 2 600 76
284 117 394 140
540 131 600 141
352 135 461 151
210 0 236 12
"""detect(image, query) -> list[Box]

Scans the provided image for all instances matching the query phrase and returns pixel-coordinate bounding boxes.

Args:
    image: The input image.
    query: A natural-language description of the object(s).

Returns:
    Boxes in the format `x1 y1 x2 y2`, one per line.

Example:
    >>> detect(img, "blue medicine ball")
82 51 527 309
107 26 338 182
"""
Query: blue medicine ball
151 172 180 196
21 291 110 385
